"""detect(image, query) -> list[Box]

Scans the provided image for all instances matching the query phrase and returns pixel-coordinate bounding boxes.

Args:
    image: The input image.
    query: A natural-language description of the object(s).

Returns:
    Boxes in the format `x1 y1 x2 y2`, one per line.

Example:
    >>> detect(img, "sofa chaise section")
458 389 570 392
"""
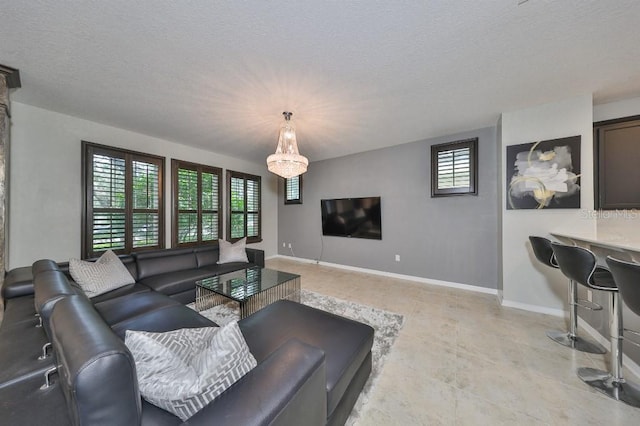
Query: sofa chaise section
0 248 373 426
240 300 374 426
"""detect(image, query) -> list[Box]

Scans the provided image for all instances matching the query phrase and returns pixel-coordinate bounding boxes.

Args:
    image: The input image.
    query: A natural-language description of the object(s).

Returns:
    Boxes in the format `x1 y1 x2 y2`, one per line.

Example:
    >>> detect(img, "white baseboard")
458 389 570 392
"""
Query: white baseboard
273 255 640 379
273 255 498 295
578 318 640 380
500 299 566 317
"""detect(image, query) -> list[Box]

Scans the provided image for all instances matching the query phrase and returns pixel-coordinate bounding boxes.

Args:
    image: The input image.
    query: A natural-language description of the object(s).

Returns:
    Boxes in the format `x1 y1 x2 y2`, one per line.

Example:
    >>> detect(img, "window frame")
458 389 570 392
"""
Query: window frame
226 170 262 243
82 141 165 259
431 137 478 197
171 159 222 247
284 175 303 205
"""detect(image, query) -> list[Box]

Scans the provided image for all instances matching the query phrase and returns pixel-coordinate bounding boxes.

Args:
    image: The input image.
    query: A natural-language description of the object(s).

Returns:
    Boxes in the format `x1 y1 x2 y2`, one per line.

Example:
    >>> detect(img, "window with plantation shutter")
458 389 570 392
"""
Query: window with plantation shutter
227 170 261 243
82 142 164 258
284 175 303 204
172 160 222 246
431 138 478 197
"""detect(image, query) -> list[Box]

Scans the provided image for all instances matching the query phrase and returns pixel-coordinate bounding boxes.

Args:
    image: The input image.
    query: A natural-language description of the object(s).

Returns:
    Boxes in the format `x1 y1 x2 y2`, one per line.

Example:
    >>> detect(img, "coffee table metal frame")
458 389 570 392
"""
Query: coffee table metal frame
195 267 301 319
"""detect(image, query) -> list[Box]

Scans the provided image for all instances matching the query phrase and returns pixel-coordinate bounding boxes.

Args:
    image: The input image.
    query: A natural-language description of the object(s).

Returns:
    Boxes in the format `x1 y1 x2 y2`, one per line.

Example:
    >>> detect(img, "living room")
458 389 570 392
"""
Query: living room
2 1 640 424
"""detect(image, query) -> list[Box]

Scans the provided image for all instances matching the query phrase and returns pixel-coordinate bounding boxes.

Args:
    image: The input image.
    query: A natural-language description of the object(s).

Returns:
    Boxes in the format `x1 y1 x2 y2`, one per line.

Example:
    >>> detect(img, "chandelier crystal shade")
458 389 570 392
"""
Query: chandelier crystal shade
267 112 308 179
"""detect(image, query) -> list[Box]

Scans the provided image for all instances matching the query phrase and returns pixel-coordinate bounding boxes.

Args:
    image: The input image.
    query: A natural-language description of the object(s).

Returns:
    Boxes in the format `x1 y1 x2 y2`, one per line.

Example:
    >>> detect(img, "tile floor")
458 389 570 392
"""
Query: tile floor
266 257 640 425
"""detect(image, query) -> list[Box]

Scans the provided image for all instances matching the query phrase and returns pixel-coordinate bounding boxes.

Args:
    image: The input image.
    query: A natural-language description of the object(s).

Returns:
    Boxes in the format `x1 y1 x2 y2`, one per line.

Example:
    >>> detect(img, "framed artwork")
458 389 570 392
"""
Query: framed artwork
506 135 581 209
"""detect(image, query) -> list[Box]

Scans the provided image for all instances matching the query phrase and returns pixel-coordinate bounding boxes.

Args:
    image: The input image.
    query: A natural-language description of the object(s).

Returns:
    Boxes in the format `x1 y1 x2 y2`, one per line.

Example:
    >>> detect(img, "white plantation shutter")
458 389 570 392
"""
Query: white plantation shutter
83 142 164 258
284 175 303 204
132 160 160 248
437 147 470 189
172 160 222 246
92 154 126 252
227 170 262 243
431 138 478 197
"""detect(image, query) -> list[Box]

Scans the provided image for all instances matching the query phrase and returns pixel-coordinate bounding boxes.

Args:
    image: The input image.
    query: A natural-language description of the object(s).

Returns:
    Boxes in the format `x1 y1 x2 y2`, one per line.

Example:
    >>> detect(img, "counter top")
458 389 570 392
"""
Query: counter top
550 230 640 254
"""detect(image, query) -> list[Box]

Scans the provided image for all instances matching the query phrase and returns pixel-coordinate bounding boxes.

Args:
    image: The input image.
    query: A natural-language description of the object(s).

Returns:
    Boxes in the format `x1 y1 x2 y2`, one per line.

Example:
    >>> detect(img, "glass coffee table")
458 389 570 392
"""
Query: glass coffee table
195 266 301 319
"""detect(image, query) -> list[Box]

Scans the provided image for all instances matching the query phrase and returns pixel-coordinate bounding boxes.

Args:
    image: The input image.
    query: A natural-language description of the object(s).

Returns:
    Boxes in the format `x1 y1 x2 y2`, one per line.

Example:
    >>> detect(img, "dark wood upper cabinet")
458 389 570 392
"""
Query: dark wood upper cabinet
594 116 640 210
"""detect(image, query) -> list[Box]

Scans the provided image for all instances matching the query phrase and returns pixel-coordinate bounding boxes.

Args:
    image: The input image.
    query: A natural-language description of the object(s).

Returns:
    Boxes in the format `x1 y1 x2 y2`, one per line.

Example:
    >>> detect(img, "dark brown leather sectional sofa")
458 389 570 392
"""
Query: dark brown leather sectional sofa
0 246 374 426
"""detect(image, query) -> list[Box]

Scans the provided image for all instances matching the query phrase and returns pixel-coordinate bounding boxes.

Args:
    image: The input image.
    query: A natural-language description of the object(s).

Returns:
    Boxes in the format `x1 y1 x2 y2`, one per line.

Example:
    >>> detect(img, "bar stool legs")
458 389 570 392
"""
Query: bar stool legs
577 292 640 408
546 279 607 354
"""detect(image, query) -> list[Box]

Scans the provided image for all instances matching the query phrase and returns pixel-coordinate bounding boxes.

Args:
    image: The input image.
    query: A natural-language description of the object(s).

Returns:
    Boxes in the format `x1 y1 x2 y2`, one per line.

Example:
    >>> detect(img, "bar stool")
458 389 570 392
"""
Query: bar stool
576 256 640 408
529 236 606 354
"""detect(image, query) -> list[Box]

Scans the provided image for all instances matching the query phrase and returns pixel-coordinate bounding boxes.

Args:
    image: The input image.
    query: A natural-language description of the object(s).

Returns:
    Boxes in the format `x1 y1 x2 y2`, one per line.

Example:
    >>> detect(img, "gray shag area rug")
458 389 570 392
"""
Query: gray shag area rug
190 289 404 424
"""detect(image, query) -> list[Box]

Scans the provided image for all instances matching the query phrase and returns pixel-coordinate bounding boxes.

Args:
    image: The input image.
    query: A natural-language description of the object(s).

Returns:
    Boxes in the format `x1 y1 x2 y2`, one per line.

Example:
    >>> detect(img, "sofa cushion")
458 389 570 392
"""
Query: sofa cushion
0 319 53 390
89 282 151 304
217 238 249 264
0 369 71 426
135 248 197 280
0 295 38 327
93 291 183 327
194 246 220 267
125 322 257 421
109 303 217 339
138 268 214 296
199 262 256 277
167 288 197 305
239 300 374 418
69 250 136 297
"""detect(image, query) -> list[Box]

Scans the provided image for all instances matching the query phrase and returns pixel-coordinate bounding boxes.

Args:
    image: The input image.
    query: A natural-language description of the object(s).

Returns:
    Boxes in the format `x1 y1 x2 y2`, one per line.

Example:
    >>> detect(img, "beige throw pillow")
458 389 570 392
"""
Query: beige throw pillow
69 250 135 297
217 238 249 264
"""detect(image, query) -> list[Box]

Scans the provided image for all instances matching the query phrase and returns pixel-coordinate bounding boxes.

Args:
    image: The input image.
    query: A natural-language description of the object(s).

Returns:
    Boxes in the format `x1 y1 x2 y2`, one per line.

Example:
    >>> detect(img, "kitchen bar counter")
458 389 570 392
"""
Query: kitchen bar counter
550 230 640 261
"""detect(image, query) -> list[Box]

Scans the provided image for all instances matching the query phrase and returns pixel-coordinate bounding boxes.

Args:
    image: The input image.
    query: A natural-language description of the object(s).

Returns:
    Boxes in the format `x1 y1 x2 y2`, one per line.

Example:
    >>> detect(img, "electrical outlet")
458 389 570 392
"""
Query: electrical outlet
282 242 286 248
395 254 400 262
288 243 292 248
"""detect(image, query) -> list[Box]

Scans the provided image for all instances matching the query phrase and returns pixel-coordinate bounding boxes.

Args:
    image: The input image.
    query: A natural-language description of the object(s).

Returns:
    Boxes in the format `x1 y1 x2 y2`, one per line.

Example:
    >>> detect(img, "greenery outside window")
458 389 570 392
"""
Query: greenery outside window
284 175 303 204
172 160 222 246
431 138 478 197
82 141 164 258
227 170 261 243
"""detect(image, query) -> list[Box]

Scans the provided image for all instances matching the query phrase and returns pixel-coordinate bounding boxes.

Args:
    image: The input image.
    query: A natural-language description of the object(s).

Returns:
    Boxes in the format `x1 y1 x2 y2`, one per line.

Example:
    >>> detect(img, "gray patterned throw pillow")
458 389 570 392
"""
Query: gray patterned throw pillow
125 322 257 421
69 250 135 297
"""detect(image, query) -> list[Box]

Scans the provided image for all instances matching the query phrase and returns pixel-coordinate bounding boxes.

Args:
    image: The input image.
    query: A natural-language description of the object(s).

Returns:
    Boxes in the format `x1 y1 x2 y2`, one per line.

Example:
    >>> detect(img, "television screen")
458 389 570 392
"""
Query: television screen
321 197 382 240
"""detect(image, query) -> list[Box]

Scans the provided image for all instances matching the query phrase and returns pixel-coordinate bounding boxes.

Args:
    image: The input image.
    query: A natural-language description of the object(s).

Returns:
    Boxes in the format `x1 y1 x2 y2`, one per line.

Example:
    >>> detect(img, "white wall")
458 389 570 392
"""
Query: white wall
500 94 596 313
8 102 278 269
594 96 640 122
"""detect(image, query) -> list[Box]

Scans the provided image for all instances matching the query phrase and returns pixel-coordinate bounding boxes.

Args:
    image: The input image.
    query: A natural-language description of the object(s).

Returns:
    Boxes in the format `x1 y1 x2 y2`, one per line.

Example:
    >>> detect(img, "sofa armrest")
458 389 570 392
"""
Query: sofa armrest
184 338 326 426
246 248 265 268
2 266 34 299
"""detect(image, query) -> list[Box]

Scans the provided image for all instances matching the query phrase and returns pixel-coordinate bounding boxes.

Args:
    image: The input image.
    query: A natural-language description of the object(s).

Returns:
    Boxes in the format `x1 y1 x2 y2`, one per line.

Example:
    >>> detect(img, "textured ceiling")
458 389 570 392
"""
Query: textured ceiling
2 1 640 163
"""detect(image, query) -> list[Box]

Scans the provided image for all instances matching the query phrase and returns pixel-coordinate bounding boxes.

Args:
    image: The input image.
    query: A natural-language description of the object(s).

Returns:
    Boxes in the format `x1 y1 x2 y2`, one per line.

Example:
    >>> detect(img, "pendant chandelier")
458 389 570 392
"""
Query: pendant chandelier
267 111 308 178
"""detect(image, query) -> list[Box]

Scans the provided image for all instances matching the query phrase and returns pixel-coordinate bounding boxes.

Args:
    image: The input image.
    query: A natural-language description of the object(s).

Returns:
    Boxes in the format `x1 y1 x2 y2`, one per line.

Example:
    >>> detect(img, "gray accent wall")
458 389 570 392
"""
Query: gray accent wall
278 126 499 290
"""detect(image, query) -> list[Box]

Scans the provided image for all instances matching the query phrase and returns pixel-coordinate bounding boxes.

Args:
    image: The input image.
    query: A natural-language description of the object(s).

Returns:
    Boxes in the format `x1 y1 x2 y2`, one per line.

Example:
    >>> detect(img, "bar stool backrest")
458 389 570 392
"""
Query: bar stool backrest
551 243 597 288
607 257 640 317
529 236 558 268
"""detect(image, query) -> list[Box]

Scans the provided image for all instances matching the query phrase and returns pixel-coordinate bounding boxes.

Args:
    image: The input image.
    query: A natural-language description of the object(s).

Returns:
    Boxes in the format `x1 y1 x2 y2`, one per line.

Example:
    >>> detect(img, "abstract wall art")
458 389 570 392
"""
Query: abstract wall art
506 135 581 210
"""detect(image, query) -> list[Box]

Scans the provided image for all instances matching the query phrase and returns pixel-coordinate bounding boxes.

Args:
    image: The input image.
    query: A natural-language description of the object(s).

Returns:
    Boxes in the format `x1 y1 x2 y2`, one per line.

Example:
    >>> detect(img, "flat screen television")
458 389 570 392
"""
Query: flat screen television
321 197 382 240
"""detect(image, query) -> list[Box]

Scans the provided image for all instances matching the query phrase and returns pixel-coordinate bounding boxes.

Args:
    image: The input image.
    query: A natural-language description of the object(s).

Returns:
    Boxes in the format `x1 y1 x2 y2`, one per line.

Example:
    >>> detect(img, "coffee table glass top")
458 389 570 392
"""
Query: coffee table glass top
196 267 300 302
